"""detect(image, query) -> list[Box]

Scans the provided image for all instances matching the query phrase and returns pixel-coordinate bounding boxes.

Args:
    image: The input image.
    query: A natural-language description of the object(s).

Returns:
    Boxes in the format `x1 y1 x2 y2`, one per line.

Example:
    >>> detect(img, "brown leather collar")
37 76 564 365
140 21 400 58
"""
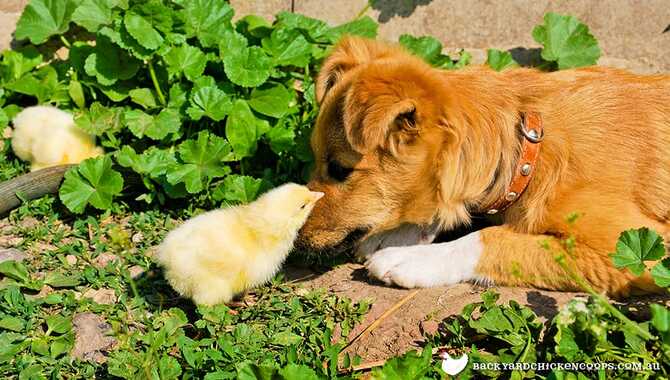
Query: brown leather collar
485 112 543 215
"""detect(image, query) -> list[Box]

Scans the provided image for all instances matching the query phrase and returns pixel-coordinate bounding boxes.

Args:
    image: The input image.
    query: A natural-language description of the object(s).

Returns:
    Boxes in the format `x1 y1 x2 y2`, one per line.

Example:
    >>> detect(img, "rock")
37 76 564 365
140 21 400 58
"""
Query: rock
70 313 117 364
19 217 39 229
128 265 144 279
94 253 119 268
131 232 144 244
65 255 77 265
83 288 117 305
0 248 26 263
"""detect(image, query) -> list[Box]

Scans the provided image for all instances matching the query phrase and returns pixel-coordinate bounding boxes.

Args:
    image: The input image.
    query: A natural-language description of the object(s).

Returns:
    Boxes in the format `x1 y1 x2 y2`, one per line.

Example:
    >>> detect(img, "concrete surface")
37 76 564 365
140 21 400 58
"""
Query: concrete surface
2 1 668 73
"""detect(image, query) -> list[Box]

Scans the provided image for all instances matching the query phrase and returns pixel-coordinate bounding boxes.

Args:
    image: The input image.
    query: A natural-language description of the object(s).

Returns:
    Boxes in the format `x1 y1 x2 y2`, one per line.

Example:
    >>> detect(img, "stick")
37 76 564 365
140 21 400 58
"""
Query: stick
341 289 420 352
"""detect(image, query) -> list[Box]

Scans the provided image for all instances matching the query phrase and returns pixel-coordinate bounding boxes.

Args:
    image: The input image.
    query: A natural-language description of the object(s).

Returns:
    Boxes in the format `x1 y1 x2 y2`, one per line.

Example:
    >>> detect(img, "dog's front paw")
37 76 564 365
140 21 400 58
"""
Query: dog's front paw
364 232 484 289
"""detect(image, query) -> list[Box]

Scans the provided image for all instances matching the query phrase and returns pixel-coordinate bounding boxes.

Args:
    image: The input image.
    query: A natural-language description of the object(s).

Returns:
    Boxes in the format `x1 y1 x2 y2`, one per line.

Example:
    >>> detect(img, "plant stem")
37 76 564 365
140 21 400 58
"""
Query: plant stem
355 2 371 19
555 254 654 341
59 35 71 49
148 60 166 106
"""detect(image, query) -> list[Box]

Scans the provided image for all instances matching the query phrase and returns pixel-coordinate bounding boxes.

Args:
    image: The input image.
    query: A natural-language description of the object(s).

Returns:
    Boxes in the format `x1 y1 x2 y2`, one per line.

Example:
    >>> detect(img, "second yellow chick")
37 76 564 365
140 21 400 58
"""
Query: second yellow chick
156 183 324 306
11 105 104 171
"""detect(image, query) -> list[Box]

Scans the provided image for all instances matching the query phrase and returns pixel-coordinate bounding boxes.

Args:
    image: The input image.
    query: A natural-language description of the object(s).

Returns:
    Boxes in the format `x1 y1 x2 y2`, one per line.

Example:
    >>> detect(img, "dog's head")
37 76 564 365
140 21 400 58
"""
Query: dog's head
297 37 520 251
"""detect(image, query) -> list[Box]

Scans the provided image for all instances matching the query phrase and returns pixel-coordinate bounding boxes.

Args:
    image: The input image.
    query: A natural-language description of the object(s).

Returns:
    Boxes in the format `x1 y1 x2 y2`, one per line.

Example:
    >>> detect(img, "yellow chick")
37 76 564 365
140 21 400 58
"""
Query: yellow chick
156 183 324 306
11 105 104 171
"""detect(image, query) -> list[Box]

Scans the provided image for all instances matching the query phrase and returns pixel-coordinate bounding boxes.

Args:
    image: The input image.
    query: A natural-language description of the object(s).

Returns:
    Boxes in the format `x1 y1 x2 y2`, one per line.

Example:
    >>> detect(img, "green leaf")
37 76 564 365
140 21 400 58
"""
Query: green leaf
43 272 80 288
68 80 86 109
275 12 331 43
611 227 665 276
84 36 140 86
486 49 519 71
271 330 302 346
221 31 273 87
266 125 295 154
129 88 158 109
0 316 26 332
651 258 670 288
278 364 320 380
262 28 312 67
651 304 670 332
532 12 601 69
226 100 263 159
236 363 278 380
125 109 180 140
75 102 124 136
116 146 176 177
19 364 44 380
59 156 124 213
72 0 117 32
0 260 30 283
1 46 43 83
5 66 65 104
238 15 272 38
45 315 71 334
329 16 378 41
248 84 294 118
213 175 263 204
124 11 164 50
164 44 208 81
166 131 234 193
372 347 431 380
399 34 450 67
183 0 234 48
187 86 232 122
159 356 182 379
14 0 79 44
50 335 72 358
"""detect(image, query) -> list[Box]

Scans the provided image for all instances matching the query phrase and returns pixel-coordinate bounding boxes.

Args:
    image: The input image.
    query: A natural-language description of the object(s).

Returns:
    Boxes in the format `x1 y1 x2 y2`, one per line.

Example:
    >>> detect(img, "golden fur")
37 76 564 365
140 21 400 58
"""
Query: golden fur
297 37 670 297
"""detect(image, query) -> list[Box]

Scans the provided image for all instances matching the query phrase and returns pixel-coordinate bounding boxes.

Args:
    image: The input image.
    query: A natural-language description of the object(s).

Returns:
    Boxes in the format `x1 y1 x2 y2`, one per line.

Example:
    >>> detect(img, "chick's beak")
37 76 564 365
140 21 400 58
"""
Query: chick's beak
311 191 325 202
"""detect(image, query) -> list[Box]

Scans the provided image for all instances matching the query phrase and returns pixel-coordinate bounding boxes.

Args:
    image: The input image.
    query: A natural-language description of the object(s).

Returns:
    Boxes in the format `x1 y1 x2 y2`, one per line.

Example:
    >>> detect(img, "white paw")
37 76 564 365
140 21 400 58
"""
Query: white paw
364 231 483 288
355 222 440 261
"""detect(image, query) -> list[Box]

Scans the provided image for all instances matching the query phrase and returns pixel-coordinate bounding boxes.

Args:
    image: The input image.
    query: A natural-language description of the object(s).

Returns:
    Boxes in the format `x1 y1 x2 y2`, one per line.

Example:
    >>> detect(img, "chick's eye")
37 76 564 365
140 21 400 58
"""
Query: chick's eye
300 203 307 210
327 161 353 182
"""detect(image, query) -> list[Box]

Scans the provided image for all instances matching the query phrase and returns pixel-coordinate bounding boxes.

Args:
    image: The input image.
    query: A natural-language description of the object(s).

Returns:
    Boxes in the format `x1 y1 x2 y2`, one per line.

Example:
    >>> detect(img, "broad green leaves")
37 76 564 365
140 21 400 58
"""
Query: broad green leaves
164 45 208 81
221 31 273 87
611 228 665 276
532 12 601 69
398 34 470 69
213 175 263 204
166 131 234 193
59 156 124 213
15 0 79 44
124 11 164 50
248 84 294 118
72 0 117 32
486 49 519 71
182 0 234 48
226 100 268 159
124 109 180 140
84 36 140 86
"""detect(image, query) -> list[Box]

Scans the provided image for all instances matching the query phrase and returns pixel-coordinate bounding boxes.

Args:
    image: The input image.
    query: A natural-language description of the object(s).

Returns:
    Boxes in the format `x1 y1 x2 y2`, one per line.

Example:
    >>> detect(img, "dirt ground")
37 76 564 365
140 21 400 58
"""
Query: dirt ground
282 262 583 362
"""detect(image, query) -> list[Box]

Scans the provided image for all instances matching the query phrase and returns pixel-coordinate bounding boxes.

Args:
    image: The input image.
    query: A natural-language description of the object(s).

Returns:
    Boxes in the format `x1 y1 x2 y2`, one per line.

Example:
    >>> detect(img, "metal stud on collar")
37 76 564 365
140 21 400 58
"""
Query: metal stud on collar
520 163 532 176
487 209 499 215
505 191 518 201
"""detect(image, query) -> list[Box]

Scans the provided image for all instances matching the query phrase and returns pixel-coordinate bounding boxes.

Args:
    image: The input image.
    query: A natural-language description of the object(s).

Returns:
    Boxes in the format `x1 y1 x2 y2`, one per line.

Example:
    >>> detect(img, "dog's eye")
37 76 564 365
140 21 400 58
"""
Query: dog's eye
327 160 353 182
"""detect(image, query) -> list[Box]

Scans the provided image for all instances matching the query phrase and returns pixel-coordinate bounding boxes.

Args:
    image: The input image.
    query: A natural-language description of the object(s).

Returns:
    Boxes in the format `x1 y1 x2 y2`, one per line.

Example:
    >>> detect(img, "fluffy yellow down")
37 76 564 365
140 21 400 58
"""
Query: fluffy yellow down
11 105 103 171
156 183 324 306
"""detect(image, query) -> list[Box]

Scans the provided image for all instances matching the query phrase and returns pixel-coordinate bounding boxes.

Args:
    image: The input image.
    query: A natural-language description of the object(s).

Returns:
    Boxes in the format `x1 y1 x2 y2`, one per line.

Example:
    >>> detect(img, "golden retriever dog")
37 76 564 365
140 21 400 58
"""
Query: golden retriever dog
296 37 670 298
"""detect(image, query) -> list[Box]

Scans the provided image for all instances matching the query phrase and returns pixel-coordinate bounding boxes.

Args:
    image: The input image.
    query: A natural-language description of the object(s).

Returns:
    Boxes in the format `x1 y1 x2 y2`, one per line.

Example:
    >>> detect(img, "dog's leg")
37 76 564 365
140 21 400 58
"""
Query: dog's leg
355 221 441 261
365 225 659 296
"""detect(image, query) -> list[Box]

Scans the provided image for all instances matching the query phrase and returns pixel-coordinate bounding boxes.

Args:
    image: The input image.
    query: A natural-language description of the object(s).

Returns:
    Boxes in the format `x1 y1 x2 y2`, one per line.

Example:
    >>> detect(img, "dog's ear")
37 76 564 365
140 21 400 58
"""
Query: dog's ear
315 37 403 104
343 95 420 154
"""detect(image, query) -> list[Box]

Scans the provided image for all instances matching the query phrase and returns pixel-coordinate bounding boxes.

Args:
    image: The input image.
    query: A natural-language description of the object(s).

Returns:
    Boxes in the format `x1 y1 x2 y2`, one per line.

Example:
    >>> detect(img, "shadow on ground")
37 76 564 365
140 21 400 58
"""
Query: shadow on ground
370 0 434 22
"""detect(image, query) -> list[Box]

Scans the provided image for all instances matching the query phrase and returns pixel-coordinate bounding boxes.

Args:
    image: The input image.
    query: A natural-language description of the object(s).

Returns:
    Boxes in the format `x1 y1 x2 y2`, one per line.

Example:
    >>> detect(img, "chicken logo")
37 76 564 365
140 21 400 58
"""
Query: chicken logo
439 351 468 376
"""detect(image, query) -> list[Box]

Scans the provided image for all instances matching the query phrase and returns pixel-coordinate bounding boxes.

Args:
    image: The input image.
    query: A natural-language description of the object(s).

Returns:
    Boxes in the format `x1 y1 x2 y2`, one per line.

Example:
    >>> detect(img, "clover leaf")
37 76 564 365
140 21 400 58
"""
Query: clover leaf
611 227 666 276
262 28 313 67
221 31 273 88
59 156 124 213
187 86 232 122
532 12 601 69
116 146 176 178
